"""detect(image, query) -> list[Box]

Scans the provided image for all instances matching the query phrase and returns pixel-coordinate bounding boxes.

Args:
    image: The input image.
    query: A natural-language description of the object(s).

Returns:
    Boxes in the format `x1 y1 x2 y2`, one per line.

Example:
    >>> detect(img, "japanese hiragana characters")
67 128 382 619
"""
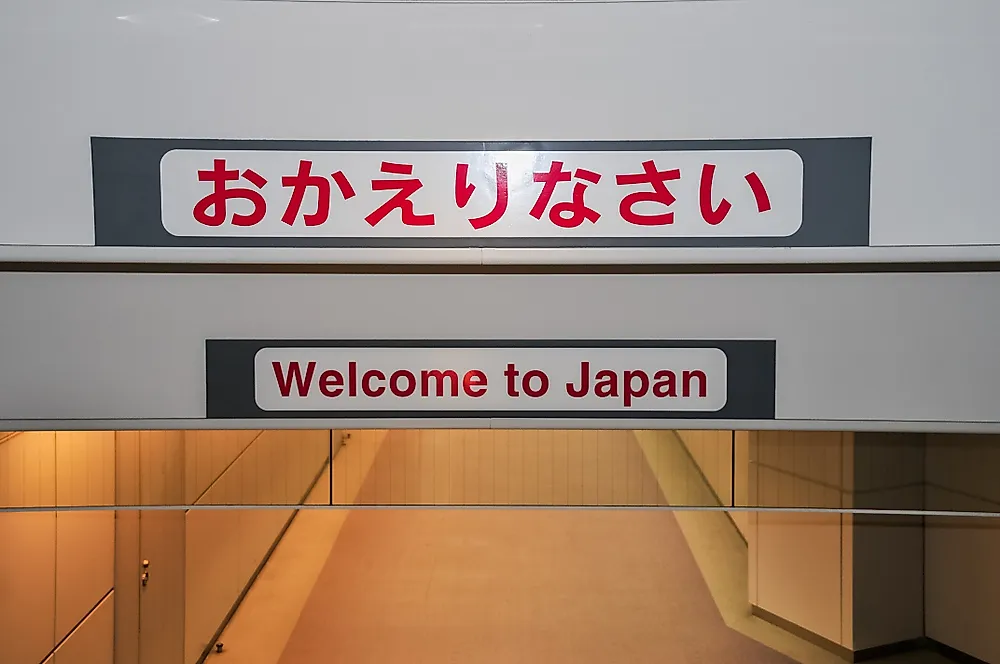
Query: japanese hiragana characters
193 158 268 227
615 159 775 227
530 161 602 228
281 159 356 226
615 160 680 226
365 161 434 227
698 163 732 226
455 162 509 230
699 164 773 225
744 171 772 213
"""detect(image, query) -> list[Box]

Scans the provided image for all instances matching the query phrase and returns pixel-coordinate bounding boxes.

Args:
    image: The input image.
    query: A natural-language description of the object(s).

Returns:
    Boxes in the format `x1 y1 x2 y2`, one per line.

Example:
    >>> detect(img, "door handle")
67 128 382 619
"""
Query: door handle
141 559 150 587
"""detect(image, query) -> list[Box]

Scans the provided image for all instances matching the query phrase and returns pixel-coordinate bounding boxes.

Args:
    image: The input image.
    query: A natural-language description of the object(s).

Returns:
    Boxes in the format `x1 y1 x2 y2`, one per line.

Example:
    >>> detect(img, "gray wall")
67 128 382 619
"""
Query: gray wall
924 434 1000 663
2 272 1000 428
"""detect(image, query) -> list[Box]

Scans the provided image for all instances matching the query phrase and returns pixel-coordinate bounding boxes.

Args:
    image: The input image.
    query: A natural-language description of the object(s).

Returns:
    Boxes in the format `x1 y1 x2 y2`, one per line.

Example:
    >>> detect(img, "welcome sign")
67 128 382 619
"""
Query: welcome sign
205 340 776 420
92 138 871 249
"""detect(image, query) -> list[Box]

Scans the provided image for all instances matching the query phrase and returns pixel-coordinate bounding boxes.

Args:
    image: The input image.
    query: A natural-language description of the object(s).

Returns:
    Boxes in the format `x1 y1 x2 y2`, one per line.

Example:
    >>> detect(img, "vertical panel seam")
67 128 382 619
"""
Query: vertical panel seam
53 432 60 656
731 430 736 508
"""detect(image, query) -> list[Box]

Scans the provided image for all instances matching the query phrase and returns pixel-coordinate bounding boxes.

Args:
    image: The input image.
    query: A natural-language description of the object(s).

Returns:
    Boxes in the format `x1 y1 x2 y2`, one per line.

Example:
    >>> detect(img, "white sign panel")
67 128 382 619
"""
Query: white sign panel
205 340 775 421
253 347 728 412
159 149 803 240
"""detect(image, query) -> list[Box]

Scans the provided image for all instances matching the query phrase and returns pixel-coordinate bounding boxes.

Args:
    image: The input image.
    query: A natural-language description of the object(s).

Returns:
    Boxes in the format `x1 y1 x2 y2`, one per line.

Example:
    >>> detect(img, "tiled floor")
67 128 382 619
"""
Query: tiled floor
215 433 956 664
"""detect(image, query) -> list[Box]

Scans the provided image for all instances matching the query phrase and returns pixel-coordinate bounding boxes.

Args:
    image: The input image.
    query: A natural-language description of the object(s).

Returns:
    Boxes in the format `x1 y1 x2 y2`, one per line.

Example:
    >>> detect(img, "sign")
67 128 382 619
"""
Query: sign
93 139 871 248
205 340 776 420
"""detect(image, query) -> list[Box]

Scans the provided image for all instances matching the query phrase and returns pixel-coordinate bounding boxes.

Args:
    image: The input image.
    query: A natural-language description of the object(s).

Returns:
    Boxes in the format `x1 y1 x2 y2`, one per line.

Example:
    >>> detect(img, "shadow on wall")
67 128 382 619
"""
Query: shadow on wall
672 429 1000 664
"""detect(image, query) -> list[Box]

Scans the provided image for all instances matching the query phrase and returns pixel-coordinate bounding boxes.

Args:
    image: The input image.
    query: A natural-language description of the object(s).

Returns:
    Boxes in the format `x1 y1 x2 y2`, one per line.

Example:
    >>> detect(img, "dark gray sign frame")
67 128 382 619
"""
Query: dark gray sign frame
92 138 870 249
205 339 777 420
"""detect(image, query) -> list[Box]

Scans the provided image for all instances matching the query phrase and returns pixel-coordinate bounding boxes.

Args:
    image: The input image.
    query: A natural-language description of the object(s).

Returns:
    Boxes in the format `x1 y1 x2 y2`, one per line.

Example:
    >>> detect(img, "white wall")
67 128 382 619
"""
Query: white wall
924 433 1000 664
1 0 999 262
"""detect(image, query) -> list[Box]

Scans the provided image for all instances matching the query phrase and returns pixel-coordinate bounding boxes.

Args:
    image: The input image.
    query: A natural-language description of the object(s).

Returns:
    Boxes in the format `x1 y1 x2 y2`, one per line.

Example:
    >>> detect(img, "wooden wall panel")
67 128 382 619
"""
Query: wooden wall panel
184 429 330 664
52 592 114 664
1 431 116 664
0 431 55 508
55 512 115 642
749 431 850 647
340 430 667 507
0 511 56 664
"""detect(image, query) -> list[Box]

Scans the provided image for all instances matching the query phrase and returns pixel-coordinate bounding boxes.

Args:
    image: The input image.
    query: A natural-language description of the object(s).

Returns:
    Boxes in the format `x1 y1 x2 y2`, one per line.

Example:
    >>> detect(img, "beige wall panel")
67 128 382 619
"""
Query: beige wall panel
138 431 185 506
447 430 466 504
751 431 849 647
55 511 115 642
139 510 185 664
55 432 115 507
184 430 259 504
537 430 555 505
840 513 853 649
372 430 392 505
185 508 241 664
0 511 57 664
333 430 387 505
402 430 421 504
732 431 750 537
342 430 667 508
114 510 140 664
506 430 525 504
522 429 539 505
184 429 328 664
756 511 845 645
53 592 114 664
115 432 140 507
492 430 510 505
581 430 599 505
0 431 56 508
676 430 734 507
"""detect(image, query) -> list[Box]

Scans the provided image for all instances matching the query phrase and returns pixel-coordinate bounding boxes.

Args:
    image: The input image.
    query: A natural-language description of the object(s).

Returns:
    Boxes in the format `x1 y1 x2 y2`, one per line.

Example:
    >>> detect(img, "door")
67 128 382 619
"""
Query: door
114 431 186 664
138 510 185 664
